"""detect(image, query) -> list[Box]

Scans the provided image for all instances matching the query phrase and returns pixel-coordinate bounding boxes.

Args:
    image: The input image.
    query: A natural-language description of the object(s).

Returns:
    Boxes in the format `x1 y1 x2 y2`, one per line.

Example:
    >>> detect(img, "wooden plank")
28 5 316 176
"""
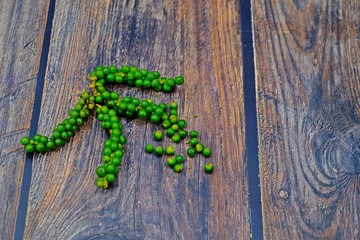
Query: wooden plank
24 0 250 239
253 0 360 239
0 1 50 239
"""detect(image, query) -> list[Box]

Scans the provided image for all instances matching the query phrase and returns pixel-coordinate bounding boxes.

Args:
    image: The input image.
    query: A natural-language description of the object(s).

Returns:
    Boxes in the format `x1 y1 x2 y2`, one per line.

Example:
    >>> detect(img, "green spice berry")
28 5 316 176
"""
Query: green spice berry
154 146 164 156
204 162 214 173
189 130 198 138
175 76 184 85
106 173 116 183
175 155 184 164
162 120 171 129
203 147 212 157
25 144 35 153
166 128 176 138
189 138 198 147
96 166 107 177
153 130 163 141
169 115 178 124
178 130 187 139
35 143 46 152
171 134 181 143
187 147 196 157
20 137 31 146
167 157 177 167
105 163 117 174
171 124 179 131
169 102 178 109
165 146 175 155
195 143 204 153
178 120 187 129
145 144 154 153
173 163 183 173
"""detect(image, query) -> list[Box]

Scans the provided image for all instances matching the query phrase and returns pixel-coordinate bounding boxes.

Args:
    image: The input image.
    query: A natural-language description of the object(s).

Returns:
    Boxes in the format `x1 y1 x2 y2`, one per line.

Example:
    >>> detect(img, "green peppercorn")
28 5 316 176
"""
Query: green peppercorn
177 120 187 129
165 146 175 155
46 141 56 150
25 144 35 153
189 130 198 138
166 128 176 137
189 138 198 147
171 124 179 132
150 114 161 123
96 166 107 177
171 133 181 143
204 162 214 173
175 76 184 85
112 157 122 167
175 155 184 164
167 157 177 167
33 134 41 142
153 130 163 141
178 130 187 139
106 173 116 183
35 143 46 152
195 143 204 153
187 148 196 157
173 163 183 173
169 102 178 109
145 144 154 153
20 137 31 146
169 115 178 124
162 120 171 129
96 179 105 188
203 147 212 157
154 146 164 156
105 163 117 174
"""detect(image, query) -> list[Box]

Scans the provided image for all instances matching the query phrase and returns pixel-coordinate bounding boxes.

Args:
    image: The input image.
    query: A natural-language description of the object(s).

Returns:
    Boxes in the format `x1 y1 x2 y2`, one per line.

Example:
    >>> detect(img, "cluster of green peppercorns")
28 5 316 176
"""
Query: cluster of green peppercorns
20 65 214 189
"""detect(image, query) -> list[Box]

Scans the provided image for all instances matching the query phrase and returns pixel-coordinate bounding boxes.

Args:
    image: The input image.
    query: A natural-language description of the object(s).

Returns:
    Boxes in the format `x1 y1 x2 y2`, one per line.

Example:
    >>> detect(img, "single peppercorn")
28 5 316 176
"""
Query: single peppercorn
203 147 212 157
25 144 35 153
187 148 196 157
189 130 198 138
178 120 187 129
166 128 176 138
20 137 31 146
195 143 204 153
106 173 116 183
145 144 154 153
154 146 164 157
167 157 177 167
189 138 198 147
171 134 181 143
153 130 163 141
204 162 214 173
96 166 107 177
173 163 183 173
175 155 184 164
165 146 175 155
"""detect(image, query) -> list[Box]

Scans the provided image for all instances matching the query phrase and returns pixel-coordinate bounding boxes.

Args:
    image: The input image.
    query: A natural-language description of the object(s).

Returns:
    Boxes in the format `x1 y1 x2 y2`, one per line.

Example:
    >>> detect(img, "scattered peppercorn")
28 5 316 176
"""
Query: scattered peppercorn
19 65 214 190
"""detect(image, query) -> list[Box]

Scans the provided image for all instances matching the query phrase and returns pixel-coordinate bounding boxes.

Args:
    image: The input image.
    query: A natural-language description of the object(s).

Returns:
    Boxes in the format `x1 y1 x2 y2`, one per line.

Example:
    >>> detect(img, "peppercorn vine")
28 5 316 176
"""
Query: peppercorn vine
20 65 214 189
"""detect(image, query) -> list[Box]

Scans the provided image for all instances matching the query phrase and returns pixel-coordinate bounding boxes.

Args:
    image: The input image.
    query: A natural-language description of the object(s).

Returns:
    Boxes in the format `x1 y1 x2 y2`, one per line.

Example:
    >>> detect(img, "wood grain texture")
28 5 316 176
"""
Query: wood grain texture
24 0 250 239
0 0 50 239
253 0 360 239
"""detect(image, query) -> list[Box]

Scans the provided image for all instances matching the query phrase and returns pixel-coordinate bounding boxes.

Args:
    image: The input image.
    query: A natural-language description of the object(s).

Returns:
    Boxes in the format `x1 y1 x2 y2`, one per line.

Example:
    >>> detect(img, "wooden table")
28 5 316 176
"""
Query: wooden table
1 0 359 239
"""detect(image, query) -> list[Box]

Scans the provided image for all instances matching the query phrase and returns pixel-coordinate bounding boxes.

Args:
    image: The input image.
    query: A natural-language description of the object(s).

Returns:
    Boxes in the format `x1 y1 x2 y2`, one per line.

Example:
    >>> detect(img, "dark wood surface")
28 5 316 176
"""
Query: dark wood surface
2 0 359 239
23 0 250 239
0 1 50 239
253 0 360 239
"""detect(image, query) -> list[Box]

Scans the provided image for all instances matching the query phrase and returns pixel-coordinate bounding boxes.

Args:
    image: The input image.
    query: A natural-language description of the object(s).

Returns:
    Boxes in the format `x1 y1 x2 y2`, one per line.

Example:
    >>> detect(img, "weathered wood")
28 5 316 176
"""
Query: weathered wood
24 0 250 239
0 0 50 239
253 0 360 239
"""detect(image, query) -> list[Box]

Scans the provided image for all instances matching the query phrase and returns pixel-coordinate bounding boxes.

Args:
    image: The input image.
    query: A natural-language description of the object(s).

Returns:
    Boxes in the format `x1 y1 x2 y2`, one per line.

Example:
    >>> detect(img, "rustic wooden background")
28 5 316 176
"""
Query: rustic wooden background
0 0 358 239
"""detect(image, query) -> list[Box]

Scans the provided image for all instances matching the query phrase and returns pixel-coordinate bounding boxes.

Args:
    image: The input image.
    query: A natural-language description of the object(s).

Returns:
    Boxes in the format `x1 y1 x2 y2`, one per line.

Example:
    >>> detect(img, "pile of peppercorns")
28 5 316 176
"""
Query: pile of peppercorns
20 65 214 189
